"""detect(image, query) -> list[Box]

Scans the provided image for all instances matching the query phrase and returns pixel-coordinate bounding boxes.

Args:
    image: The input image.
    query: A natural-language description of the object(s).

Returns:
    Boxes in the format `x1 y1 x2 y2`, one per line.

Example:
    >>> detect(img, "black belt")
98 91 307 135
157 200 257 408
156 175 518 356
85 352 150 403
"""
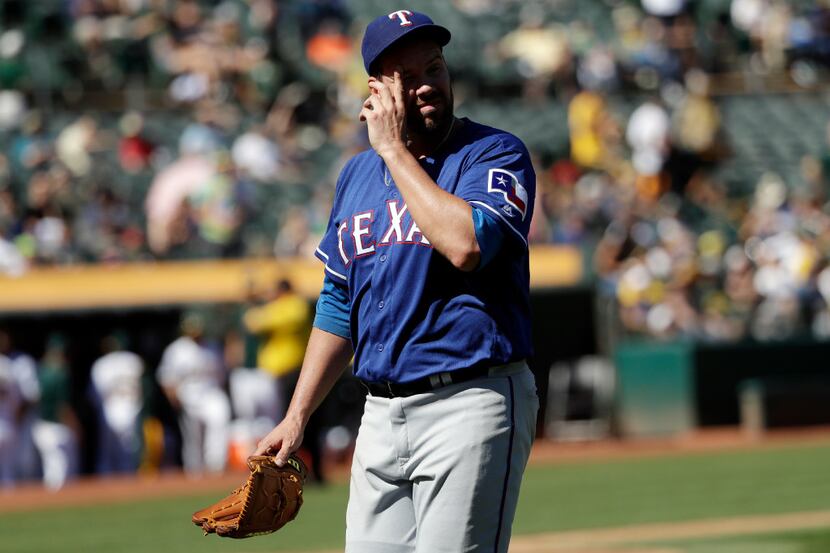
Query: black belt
361 364 496 399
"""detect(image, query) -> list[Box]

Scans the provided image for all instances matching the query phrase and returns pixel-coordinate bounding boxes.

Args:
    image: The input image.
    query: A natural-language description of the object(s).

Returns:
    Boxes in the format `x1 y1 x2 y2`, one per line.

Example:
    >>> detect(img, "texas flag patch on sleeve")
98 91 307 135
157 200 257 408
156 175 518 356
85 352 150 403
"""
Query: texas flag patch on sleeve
487 168 528 220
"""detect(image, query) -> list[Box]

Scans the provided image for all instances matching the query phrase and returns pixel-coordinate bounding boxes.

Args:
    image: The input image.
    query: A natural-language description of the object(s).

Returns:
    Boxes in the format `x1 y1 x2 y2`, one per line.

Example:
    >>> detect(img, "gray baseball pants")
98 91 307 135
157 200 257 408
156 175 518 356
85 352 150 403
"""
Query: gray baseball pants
345 362 539 552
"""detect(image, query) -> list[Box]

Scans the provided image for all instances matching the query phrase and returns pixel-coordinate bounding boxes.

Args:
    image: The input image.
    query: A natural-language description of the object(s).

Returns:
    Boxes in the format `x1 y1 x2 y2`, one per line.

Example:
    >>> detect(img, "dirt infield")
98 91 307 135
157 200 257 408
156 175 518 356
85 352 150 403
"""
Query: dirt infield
3 427 829 514
526 426 830 464
0 469 248 513
509 510 830 552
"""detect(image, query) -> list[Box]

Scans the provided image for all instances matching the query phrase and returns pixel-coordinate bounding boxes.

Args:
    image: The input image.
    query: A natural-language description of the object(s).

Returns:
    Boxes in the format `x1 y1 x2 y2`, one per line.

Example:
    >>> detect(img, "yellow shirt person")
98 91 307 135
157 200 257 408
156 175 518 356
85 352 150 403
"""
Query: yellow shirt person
243 281 312 379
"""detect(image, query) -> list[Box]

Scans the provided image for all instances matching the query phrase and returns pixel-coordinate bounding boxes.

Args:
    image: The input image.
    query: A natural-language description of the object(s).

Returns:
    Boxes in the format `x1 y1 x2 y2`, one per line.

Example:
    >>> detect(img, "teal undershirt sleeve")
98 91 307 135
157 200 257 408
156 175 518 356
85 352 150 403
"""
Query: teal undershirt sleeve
313 275 351 339
473 206 506 270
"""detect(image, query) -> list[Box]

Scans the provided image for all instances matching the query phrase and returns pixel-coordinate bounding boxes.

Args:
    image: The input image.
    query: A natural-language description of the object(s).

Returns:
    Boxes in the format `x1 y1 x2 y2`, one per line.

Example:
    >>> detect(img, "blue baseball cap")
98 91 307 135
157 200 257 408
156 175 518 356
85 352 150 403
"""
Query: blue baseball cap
361 10 451 75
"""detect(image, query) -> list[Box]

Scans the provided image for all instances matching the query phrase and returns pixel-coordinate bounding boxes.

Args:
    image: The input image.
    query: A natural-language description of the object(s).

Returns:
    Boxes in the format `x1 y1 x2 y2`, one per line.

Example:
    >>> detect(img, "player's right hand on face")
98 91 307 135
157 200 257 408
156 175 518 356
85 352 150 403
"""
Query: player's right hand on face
359 68 407 158
254 416 305 468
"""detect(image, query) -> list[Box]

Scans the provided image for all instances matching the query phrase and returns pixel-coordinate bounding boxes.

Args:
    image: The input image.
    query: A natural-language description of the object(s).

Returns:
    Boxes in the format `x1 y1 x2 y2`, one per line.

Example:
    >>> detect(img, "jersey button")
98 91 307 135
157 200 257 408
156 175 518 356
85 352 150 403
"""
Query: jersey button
376 343 384 352
378 300 384 309
379 254 387 262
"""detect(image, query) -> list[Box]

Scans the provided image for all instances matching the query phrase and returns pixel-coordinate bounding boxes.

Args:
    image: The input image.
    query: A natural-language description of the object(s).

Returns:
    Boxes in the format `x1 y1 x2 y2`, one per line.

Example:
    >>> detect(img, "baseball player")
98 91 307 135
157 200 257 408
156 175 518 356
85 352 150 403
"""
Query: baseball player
0 330 40 483
158 315 231 474
0 355 22 487
32 334 80 490
89 333 145 474
255 10 538 552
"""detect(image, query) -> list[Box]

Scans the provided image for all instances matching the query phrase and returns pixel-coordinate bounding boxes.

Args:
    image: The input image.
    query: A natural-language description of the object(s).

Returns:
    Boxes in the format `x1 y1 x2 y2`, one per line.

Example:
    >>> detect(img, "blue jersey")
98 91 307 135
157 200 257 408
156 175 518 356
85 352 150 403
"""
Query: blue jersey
315 118 535 383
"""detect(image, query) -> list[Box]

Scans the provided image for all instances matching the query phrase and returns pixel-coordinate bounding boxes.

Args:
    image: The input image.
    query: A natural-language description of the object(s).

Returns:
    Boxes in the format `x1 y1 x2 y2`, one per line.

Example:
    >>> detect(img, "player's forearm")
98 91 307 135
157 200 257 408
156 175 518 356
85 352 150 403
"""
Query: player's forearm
381 144 481 271
284 327 353 426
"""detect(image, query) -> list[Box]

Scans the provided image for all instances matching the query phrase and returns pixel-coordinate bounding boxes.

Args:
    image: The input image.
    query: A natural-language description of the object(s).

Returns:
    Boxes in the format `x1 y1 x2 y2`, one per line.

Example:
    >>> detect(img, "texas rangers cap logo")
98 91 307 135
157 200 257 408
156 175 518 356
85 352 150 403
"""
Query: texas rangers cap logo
389 10 414 26
487 168 528 220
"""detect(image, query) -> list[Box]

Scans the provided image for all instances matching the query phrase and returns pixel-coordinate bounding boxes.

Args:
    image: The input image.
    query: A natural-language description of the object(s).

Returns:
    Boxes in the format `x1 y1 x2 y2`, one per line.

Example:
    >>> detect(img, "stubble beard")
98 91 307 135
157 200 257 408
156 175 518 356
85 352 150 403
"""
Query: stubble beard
407 87 454 140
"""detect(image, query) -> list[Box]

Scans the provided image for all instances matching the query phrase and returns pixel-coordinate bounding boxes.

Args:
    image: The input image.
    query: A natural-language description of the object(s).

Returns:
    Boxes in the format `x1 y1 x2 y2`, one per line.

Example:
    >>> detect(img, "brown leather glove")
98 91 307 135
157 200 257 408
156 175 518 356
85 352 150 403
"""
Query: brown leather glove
192 454 307 538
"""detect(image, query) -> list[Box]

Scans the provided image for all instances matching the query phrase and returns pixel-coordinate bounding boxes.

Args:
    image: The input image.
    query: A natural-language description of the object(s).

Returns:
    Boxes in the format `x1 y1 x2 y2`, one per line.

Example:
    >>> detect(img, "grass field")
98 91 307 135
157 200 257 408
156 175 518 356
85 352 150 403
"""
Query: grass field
2 439 829 552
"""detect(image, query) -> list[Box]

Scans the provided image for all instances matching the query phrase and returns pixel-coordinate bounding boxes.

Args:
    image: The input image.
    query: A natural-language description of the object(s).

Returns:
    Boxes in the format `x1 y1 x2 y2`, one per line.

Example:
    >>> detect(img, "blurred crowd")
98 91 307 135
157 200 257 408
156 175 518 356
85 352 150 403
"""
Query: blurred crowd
2 1 830 344
0 0 365 270
526 0 830 343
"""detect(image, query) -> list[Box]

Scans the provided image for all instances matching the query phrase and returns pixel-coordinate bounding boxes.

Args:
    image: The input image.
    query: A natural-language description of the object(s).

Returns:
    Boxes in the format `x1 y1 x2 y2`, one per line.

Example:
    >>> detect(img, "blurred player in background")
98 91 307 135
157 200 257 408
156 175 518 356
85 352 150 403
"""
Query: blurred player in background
241 279 311 423
32 334 80 490
0 329 40 483
89 332 145 474
0 355 22 487
158 314 230 474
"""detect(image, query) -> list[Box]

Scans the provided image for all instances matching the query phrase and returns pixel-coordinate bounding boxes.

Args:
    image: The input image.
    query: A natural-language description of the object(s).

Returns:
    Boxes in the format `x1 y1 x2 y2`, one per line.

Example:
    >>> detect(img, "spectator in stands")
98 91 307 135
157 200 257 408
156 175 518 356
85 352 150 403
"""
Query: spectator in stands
642 0 687 19
118 111 155 174
273 206 314 258
55 115 101 178
75 186 140 263
0 184 26 274
0 89 25 131
0 234 26 275
145 126 217 255
497 5 572 101
157 314 230 474
451 0 502 16
188 151 247 257
621 12 684 87
9 110 51 173
576 44 620 92
568 90 621 171
294 0 351 44
305 18 352 73
627 99 672 202
0 184 18 233
671 70 722 164
734 0 794 71
231 124 281 183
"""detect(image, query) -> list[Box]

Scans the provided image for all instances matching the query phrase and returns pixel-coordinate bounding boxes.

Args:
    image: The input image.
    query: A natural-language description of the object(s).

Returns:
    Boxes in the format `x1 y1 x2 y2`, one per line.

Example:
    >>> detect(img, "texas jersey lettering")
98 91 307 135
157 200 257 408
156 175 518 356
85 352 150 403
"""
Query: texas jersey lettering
334 200 432 266
316 118 536 383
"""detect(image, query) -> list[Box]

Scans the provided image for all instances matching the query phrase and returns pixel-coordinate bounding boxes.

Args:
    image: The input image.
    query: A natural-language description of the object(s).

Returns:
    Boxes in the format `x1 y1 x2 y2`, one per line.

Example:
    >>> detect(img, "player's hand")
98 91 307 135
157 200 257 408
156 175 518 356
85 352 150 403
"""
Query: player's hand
253 414 305 468
359 67 407 158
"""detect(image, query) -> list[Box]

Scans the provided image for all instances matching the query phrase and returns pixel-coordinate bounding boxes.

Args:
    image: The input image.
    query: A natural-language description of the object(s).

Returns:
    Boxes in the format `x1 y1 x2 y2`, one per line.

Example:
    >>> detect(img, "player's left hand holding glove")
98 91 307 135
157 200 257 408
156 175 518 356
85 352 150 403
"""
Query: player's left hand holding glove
191 454 307 538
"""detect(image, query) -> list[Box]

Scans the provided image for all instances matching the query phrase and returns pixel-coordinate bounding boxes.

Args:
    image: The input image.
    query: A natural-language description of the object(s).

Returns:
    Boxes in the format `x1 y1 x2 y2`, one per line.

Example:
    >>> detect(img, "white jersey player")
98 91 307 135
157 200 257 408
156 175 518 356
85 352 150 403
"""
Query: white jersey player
158 319 231 474
90 346 145 473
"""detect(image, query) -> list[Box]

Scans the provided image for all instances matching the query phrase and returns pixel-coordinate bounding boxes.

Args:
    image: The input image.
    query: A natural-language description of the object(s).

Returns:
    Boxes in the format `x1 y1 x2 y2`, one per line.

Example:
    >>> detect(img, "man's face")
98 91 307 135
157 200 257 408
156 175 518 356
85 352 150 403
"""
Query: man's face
376 38 453 136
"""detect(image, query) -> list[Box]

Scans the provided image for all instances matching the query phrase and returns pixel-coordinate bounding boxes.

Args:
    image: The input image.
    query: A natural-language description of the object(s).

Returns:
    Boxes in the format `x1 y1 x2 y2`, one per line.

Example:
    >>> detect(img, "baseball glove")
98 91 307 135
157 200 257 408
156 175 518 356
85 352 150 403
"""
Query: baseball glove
192 454 307 539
